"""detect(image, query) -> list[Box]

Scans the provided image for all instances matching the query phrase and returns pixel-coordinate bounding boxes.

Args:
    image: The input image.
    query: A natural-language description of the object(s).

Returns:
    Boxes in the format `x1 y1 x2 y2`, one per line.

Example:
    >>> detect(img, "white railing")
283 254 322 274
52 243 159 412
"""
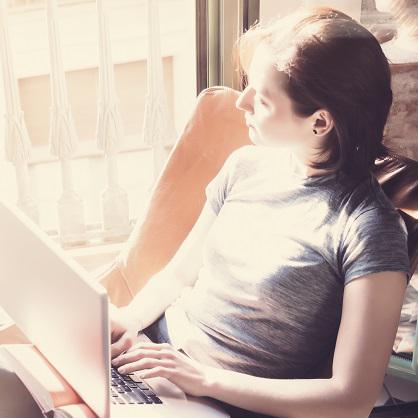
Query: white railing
143 0 177 179
0 0 181 247
96 0 130 241
0 0 39 222
47 0 86 245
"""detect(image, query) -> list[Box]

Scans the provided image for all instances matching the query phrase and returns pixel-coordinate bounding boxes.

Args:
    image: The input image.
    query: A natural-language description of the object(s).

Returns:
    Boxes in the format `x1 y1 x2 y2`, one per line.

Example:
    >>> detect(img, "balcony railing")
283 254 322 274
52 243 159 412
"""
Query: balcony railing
0 0 196 248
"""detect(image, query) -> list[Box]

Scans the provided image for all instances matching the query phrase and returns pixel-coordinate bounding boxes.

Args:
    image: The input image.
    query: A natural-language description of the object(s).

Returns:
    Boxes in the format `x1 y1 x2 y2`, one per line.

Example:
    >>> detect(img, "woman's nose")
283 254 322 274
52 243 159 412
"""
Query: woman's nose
235 86 253 113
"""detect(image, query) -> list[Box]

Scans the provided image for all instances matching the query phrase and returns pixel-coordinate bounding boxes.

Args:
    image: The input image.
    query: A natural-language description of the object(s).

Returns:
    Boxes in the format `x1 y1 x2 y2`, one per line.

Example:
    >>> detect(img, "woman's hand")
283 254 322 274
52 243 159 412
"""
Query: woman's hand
111 341 211 397
110 303 142 359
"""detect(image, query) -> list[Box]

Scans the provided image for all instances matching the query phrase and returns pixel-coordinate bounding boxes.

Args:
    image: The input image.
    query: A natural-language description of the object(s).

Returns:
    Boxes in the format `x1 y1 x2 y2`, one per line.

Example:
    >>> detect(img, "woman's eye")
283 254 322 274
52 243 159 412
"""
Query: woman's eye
255 95 268 106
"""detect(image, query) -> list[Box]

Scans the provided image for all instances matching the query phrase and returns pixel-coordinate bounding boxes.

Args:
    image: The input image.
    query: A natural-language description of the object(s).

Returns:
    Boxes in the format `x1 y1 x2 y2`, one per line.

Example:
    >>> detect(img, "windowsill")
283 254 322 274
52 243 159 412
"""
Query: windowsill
27 138 174 166
67 240 124 273
4 140 173 236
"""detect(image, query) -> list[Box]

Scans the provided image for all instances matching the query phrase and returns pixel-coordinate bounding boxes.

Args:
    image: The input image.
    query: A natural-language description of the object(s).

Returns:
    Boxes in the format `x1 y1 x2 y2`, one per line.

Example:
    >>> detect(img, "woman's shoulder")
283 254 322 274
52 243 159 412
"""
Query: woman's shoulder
228 144 259 161
347 172 400 215
229 144 290 171
223 144 267 175
229 144 287 158
342 174 408 238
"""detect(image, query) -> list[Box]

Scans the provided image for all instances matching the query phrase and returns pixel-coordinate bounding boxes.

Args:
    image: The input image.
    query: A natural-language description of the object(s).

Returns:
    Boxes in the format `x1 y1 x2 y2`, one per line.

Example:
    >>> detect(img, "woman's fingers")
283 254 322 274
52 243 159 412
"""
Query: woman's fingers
112 348 164 365
116 341 173 357
113 344 176 366
112 339 171 362
116 358 175 375
110 341 210 397
138 365 179 380
110 333 135 359
110 327 124 344
112 342 179 374
130 342 172 351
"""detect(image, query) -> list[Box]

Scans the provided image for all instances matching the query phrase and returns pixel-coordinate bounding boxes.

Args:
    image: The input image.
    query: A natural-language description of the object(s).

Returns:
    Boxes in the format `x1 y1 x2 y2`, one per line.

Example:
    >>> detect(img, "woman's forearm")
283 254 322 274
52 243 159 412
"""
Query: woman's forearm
122 268 189 331
202 366 368 418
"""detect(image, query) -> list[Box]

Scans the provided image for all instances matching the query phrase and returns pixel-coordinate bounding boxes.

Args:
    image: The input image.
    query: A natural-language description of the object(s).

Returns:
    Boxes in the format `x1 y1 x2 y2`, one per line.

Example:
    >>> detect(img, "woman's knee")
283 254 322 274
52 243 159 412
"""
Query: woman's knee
0 354 44 418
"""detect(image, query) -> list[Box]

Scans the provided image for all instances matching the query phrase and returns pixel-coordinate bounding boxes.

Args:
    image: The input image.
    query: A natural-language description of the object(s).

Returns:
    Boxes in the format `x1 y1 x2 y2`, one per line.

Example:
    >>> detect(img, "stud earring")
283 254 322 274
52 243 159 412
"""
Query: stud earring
313 129 317 134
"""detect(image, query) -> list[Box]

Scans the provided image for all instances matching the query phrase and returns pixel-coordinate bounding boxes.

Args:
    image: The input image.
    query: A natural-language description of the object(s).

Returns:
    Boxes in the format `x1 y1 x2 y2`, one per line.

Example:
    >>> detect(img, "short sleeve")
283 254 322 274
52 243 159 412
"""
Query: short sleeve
340 207 411 286
204 146 249 215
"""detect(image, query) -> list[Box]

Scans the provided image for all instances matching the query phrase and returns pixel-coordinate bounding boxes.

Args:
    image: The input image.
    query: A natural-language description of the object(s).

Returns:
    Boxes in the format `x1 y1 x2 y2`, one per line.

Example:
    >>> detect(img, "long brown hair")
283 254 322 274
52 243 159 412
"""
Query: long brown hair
234 6 396 182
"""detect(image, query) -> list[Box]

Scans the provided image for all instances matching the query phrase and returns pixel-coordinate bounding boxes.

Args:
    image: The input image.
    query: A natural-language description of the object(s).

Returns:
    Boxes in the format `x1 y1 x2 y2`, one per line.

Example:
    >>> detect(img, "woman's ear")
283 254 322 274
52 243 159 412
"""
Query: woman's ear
311 109 334 136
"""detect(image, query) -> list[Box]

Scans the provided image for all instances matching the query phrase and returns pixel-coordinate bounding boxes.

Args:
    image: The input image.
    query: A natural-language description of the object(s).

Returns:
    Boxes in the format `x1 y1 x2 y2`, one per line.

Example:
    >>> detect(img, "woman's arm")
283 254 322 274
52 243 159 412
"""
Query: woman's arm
114 270 408 418
200 270 408 418
115 200 217 332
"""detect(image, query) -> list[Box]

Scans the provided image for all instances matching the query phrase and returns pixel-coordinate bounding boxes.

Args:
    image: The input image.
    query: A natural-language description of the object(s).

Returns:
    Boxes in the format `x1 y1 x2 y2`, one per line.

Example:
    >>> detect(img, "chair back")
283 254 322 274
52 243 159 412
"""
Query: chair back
372 155 418 275
99 86 251 306
372 155 418 380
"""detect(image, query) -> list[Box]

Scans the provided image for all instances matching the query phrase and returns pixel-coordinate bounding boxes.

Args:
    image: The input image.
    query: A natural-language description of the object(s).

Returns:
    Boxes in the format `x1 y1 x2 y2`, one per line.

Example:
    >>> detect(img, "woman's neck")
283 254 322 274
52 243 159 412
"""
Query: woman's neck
289 146 336 178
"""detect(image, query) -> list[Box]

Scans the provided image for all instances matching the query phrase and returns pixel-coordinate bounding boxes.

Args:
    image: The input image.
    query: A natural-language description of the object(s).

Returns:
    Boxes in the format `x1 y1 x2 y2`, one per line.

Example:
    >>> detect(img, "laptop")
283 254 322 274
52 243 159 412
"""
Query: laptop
0 199 230 418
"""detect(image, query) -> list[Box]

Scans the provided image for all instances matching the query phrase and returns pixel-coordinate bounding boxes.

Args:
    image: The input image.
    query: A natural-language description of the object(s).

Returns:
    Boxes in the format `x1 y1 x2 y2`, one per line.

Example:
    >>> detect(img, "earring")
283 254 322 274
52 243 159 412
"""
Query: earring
313 128 317 134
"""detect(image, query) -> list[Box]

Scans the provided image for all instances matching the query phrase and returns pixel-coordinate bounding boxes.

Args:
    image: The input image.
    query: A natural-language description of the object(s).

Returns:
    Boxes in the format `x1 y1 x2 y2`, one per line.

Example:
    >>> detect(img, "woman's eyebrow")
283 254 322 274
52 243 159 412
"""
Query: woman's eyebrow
259 87 273 100
247 72 273 100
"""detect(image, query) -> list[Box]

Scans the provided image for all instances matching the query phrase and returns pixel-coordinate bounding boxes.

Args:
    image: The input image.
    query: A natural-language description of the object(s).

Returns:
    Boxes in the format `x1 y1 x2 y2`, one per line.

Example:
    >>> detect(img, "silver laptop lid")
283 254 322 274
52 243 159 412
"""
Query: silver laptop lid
0 199 110 418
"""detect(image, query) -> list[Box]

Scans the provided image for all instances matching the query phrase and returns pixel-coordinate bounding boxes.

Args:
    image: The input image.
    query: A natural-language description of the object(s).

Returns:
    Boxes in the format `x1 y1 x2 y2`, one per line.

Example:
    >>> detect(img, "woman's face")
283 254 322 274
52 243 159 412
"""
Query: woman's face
235 43 314 149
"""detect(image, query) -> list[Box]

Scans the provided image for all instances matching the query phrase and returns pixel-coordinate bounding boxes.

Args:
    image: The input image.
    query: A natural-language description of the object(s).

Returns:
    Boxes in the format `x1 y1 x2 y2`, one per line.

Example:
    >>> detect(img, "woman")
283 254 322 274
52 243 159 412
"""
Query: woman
109 6 411 418
0 5 411 418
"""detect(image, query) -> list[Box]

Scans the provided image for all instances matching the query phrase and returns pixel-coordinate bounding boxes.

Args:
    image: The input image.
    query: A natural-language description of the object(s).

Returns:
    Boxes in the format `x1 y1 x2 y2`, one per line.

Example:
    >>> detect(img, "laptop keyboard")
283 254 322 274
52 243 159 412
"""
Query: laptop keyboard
111 367 163 405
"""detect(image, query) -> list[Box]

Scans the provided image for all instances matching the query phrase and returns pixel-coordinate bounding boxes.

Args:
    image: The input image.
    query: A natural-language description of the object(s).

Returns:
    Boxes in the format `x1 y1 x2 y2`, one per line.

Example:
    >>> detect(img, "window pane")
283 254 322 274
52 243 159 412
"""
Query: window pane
0 0 197 236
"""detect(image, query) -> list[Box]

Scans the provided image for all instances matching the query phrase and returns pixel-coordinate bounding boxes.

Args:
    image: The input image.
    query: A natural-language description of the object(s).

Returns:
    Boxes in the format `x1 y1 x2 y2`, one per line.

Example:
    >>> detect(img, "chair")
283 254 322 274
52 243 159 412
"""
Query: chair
97 86 252 307
372 154 418 383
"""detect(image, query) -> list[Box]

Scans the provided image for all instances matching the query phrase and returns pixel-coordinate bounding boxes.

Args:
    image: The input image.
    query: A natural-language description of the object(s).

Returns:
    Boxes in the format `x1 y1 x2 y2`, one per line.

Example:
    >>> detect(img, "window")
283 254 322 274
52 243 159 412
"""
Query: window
0 0 197 254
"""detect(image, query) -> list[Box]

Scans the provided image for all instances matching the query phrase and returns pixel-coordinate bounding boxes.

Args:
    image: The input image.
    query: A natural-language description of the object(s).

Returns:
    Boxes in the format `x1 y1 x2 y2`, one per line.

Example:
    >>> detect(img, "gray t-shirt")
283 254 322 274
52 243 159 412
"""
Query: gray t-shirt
164 144 411 379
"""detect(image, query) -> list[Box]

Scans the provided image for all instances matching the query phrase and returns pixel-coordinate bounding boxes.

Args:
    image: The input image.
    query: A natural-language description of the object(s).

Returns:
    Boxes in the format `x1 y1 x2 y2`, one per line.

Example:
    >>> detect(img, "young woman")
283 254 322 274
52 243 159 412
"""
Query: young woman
109 6 412 418
108 6 411 418
0 5 410 418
